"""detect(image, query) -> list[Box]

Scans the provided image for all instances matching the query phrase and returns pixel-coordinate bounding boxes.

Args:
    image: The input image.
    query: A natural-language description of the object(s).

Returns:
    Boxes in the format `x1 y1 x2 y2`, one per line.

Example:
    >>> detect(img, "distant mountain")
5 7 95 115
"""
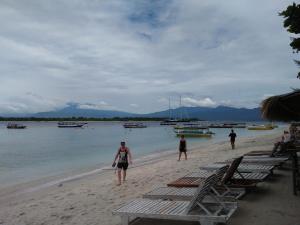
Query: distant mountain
1 103 263 121
144 106 262 121
33 103 138 118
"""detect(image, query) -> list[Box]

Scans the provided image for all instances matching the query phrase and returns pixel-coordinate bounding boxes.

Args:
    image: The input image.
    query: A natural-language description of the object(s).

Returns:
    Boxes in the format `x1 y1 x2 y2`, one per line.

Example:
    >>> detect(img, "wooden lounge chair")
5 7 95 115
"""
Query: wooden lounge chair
168 157 264 190
200 162 275 174
225 156 289 166
143 165 245 201
244 150 273 156
113 174 238 225
168 157 269 188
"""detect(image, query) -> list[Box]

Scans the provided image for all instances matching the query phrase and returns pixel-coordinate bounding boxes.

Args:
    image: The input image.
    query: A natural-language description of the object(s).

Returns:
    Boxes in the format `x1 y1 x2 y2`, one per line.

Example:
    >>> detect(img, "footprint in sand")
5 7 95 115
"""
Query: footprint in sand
67 192 75 196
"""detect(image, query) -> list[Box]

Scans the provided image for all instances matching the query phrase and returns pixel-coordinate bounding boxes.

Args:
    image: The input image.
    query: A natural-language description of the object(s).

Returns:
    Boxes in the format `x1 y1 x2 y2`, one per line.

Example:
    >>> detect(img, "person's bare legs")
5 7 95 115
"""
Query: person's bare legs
184 152 187 160
178 152 182 161
123 170 127 182
231 141 235 149
117 169 122 185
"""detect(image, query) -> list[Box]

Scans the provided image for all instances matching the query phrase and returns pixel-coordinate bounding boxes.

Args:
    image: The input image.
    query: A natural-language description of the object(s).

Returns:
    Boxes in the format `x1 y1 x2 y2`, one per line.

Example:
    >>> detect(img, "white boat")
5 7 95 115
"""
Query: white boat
174 123 207 130
247 124 275 130
58 122 85 128
123 122 147 128
174 127 214 138
209 123 246 128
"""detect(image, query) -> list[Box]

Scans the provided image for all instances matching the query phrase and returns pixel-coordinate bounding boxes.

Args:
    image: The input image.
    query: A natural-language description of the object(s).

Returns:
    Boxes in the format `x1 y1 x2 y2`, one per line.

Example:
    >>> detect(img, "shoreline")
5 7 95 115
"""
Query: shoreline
0 129 283 199
0 129 287 225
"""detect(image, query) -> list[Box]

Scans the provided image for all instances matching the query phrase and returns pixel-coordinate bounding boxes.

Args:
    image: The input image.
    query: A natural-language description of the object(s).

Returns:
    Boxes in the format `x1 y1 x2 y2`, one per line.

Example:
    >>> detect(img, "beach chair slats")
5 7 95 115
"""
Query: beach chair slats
221 157 243 184
167 177 205 187
184 174 218 214
201 163 274 173
115 199 189 215
144 187 196 199
186 171 213 178
232 172 269 181
187 166 228 181
243 156 289 161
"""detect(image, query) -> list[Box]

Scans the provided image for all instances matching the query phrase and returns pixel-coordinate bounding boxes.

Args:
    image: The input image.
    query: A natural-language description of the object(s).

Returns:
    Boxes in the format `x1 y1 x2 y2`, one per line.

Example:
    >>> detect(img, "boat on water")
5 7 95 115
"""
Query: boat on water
123 122 147 128
247 124 275 130
57 122 85 128
6 123 26 129
174 123 207 130
209 123 246 128
160 119 178 126
174 127 214 138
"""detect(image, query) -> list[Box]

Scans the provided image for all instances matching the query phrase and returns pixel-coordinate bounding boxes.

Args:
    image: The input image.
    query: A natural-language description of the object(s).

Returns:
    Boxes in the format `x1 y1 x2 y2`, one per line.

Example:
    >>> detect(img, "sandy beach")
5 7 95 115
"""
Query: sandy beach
0 129 299 225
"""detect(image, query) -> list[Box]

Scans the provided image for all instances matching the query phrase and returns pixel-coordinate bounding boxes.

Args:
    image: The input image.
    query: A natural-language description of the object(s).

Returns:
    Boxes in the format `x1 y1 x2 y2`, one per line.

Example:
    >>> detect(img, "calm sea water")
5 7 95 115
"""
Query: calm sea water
0 121 281 187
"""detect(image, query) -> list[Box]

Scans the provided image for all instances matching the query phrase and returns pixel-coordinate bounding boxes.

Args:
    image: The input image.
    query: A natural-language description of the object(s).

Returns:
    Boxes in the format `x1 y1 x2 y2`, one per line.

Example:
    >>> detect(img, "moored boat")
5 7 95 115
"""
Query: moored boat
123 122 147 128
174 123 207 130
7 123 26 129
160 119 178 125
247 124 275 130
174 127 213 138
209 123 246 128
58 122 85 128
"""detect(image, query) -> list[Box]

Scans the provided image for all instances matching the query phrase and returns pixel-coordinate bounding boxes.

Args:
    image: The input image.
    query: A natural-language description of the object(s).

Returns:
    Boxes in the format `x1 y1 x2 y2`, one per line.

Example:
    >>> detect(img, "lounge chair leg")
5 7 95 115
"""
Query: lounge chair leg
121 215 129 225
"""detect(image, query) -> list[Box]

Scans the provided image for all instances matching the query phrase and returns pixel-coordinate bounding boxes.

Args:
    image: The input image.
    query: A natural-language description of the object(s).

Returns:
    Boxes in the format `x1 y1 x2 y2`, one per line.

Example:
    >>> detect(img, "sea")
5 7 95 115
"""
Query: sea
0 121 282 188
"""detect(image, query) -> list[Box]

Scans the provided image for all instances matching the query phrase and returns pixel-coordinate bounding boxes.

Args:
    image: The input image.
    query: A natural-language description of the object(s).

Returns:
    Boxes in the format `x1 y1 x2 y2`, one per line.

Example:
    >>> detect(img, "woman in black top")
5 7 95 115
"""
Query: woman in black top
228 129 237 149
178 135 187 161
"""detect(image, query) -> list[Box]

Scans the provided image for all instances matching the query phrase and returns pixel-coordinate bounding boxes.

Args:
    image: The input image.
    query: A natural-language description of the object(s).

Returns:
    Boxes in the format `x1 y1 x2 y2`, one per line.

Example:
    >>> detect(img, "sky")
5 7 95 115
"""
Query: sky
0 0 299 114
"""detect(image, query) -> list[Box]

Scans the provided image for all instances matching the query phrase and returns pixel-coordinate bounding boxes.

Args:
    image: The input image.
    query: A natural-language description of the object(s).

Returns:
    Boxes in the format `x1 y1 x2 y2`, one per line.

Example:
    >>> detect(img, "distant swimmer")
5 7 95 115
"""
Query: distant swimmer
178 135 187 161
228 129 237 149
112 141 132 186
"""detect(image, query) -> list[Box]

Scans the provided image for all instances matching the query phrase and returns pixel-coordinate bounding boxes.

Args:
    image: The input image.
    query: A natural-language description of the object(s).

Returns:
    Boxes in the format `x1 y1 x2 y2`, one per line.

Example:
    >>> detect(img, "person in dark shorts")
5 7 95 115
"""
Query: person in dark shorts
228 129 237 149
178 135 187 161
112 141 132 185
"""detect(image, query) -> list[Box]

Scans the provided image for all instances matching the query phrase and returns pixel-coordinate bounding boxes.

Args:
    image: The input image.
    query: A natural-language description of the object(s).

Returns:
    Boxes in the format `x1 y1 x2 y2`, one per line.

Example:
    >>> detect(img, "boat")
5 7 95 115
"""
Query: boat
174 127 214 138
160 119 178 126
57 122 85 128
123 122 147 128
247 124 275 130
174 123 207 130
209 123 246 128
6 123 26 129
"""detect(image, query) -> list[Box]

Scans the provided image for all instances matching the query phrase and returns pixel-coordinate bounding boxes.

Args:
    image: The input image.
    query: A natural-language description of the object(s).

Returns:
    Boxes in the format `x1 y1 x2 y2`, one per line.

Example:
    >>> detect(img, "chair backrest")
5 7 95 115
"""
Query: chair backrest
221 156 243 184
184 174 218 214
215 165 229 183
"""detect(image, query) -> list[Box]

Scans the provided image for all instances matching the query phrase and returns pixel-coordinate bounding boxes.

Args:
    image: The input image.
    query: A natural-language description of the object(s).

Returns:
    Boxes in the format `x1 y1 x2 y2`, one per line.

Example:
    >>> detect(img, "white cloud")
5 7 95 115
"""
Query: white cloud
78 101 115 110
0 0 297 114
182 97 217 107
129 103 138 108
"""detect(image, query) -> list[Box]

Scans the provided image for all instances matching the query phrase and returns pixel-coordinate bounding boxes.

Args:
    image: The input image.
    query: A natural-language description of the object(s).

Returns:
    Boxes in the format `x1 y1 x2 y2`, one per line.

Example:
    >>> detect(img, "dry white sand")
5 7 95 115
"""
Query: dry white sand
0 130 299 225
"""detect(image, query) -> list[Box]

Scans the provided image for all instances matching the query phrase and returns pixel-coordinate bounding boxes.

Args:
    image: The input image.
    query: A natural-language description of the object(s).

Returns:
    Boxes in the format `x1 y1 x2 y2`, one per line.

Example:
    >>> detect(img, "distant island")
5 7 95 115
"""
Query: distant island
0 117 171 122
0 103 263 121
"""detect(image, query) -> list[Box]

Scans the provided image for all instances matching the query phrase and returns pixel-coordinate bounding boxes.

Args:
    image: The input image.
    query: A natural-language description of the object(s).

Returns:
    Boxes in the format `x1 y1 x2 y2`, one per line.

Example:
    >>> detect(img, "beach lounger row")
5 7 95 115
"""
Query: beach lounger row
114 174 238 225
113 150 289 225
200 163 274 173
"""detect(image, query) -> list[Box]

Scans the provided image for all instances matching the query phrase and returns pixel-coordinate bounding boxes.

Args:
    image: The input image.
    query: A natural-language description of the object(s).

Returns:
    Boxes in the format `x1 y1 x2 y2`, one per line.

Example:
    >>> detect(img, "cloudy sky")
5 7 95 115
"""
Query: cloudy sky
0 0 298 114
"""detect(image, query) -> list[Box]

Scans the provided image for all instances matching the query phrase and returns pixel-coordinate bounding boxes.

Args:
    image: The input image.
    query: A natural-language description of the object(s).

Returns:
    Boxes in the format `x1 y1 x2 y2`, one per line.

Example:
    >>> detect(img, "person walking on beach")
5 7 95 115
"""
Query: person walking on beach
112 141 132 185
228 129 237 149
178 135 187 161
